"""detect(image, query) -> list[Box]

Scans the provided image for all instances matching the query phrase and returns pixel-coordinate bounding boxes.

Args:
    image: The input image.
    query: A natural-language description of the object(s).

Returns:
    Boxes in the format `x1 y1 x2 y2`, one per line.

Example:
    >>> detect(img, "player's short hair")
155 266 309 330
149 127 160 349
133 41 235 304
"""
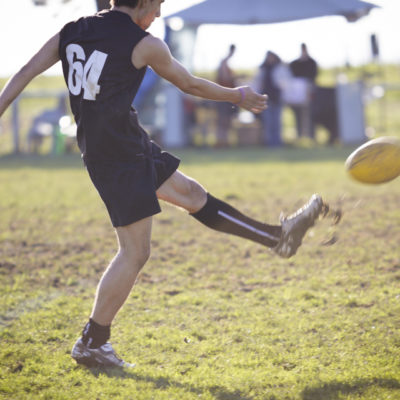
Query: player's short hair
109 0 156 8
110 0 138 7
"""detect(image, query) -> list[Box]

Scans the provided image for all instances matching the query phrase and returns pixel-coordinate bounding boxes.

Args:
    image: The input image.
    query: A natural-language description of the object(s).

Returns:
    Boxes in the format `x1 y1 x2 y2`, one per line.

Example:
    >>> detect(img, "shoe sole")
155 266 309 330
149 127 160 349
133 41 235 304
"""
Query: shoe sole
276 195 323 258
289 198 323 252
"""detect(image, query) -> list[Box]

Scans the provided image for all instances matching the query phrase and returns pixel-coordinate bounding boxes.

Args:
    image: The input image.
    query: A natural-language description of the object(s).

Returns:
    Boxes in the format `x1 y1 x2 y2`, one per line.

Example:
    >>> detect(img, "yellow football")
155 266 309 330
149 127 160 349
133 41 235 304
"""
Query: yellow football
345 136 400 184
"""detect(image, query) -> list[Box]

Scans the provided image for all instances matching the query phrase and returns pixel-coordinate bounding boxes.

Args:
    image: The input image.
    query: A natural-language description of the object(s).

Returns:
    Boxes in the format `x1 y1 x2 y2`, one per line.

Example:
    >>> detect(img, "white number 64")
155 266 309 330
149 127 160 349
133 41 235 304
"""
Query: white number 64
66 44 108 101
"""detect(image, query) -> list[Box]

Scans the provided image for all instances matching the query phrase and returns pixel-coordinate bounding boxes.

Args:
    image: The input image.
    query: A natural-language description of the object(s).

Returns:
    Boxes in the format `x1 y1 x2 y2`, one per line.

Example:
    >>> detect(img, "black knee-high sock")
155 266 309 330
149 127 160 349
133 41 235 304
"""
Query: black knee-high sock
82 318 111 349
190 193 281 248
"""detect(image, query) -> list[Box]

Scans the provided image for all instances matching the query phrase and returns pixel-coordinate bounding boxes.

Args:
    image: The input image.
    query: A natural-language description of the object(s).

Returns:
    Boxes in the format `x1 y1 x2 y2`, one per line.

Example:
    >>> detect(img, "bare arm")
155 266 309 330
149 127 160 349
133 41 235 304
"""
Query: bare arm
0 33 61 117
132 35 267 114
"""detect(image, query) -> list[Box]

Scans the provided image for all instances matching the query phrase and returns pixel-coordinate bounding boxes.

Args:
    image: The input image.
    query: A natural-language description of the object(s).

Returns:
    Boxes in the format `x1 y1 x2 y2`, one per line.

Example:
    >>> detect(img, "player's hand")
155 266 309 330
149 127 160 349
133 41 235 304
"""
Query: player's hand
235 86 268 114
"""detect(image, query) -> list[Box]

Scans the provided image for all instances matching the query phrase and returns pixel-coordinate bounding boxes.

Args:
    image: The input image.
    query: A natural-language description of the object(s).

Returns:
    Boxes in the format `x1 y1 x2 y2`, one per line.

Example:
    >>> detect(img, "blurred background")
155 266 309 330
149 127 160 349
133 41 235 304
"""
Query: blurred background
0 0 399 155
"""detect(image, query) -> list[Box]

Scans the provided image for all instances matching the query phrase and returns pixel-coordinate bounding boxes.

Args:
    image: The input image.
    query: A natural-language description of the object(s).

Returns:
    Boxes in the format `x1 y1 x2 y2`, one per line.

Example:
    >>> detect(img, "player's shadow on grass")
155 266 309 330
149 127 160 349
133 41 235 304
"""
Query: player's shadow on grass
88 368 253 400
301 377 400 400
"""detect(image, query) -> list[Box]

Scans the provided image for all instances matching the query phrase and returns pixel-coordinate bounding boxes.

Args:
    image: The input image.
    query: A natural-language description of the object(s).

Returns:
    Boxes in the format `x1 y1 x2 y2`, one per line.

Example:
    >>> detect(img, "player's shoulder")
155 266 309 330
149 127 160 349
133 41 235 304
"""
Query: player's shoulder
134 34 170 64
138 34 168 51
132 34 170 68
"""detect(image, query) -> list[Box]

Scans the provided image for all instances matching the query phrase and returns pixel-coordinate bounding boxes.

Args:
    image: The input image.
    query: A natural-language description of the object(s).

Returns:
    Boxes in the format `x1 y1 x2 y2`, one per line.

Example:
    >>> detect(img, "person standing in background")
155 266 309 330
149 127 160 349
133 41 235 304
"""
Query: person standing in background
289 43 318 139
255 51 290 147
215 44 237 147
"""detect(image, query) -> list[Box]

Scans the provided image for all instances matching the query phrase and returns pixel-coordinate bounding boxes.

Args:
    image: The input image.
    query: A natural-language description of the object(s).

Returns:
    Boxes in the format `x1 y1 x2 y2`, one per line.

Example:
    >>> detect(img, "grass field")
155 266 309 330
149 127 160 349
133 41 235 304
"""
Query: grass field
1 147 399 400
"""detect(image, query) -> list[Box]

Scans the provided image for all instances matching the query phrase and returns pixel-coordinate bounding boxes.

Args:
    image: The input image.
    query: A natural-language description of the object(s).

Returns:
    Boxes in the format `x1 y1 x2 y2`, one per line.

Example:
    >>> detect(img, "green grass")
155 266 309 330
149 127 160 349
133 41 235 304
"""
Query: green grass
1 148 399 399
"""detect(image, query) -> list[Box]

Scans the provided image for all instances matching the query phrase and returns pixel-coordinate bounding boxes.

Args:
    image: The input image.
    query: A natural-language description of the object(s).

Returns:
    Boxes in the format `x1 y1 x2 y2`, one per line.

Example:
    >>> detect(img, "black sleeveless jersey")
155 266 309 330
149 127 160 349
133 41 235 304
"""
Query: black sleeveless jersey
59 10 150 161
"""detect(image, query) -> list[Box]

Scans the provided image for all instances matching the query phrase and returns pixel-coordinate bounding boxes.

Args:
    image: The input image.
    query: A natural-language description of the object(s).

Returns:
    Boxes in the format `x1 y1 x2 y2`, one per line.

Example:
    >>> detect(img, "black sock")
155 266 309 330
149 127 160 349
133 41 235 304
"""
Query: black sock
190 193 281 248
81 318 111 349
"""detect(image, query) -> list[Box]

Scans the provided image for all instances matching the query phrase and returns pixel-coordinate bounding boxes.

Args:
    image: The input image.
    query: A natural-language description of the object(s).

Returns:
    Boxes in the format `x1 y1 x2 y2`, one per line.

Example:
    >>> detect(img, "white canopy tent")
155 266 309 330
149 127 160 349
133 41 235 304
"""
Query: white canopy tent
163 0 378 147
167 0 377 25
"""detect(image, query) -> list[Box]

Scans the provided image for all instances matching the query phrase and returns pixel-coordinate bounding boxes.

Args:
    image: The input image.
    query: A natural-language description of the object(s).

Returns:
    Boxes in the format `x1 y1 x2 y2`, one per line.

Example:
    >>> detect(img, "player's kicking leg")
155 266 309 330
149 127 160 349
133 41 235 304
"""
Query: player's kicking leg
156 170 324 258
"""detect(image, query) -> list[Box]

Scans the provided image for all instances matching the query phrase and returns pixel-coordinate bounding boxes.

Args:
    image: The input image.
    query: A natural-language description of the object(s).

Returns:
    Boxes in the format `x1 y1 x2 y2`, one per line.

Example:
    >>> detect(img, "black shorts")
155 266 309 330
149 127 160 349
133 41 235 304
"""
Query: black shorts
85 141 180 227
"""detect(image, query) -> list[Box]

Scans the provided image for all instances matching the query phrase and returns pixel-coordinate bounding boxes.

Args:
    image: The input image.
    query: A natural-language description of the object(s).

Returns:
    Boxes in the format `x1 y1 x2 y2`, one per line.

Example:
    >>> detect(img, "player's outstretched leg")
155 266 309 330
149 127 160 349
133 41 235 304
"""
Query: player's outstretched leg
192 192 325 258
157 171 326 258
273 193 324 258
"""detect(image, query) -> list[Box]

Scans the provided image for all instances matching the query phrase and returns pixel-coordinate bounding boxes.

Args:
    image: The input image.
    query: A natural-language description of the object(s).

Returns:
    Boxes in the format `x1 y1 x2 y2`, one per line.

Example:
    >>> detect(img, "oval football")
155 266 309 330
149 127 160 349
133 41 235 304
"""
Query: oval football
345 136 400 184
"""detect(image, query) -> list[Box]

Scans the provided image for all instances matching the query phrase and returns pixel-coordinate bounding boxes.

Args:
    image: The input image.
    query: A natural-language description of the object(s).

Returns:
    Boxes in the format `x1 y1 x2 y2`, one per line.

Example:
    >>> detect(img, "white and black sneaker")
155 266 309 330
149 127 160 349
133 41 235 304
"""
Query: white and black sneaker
274 194 324 258
71 338 135 368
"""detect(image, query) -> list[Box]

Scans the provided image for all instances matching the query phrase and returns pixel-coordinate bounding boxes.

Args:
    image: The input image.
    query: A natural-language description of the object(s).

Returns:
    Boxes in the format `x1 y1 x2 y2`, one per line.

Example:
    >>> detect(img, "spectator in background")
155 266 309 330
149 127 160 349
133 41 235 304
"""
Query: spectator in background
215 44 237 147
27 94 68 153
289 43 318 139
255 51 291 147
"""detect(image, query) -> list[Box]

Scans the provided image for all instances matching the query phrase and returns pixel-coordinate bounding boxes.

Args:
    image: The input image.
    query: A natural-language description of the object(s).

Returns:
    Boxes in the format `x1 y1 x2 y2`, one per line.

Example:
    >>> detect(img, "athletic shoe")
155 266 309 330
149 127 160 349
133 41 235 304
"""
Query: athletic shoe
71 338 135 368
274 194 323 258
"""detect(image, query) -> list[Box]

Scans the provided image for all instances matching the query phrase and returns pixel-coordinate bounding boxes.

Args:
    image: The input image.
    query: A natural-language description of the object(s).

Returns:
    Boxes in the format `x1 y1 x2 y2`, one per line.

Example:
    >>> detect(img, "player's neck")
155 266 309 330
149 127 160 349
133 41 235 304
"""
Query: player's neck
111 6 136 22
